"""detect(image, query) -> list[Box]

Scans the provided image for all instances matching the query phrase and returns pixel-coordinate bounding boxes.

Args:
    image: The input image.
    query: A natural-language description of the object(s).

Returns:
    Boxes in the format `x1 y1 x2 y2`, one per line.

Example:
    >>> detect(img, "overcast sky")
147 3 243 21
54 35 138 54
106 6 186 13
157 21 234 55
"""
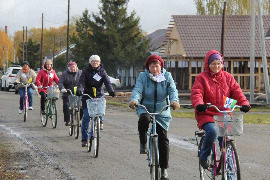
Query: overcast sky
0 0 197 37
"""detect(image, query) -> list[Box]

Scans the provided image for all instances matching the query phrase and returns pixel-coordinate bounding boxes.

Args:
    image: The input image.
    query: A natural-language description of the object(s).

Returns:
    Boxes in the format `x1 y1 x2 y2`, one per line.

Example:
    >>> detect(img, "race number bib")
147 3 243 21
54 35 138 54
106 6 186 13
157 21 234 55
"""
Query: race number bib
22 73 27 78
49 73 54 78
93 73 101 81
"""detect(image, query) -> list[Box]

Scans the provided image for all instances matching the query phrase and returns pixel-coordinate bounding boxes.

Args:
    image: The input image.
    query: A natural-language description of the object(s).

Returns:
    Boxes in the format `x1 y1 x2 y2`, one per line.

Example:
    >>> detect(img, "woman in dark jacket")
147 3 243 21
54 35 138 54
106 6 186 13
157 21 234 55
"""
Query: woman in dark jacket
77 55 115 147
58 61 82 126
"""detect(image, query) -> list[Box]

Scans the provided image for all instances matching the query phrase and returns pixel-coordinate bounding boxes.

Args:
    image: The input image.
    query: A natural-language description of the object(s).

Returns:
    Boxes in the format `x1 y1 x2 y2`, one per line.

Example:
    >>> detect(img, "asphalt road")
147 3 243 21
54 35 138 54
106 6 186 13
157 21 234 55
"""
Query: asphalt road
0 90 269 180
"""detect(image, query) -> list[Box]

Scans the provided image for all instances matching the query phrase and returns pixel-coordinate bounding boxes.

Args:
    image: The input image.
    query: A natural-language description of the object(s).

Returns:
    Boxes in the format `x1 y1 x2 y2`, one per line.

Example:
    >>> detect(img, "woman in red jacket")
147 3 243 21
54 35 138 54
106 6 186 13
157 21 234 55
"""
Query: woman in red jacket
191 50 250 169
36 60 59 114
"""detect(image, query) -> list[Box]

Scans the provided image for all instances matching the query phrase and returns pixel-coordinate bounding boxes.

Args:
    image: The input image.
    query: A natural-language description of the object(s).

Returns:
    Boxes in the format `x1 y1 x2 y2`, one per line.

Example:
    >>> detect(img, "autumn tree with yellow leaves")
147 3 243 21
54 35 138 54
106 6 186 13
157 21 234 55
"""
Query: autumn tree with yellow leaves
0 30 15 70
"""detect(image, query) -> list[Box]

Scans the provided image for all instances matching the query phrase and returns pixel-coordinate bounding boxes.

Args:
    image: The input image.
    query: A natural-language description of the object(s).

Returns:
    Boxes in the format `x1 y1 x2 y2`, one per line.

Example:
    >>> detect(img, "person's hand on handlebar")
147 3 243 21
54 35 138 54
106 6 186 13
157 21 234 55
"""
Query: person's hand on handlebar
61 88 67 93
196 104 207 112
76 90 83 96
38 86 43 90
129 100 138 109
240 105 250 113
170 101 180 110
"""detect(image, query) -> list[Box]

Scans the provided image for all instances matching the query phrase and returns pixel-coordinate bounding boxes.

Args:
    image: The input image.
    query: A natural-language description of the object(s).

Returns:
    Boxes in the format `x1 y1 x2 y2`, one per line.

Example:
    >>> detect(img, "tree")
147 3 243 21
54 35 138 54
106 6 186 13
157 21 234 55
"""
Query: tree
0 29 15 70
18 38 40 70
194 0 270 15
70 0 151 75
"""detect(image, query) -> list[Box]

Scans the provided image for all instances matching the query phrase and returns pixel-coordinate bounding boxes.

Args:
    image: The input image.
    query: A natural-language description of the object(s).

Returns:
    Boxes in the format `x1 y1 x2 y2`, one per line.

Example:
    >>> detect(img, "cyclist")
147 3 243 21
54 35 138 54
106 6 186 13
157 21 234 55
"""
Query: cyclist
191 50 250 169
76 55 115 147
36 60 59 115
129 55 180 179
15 61 37 114
58 61 82 126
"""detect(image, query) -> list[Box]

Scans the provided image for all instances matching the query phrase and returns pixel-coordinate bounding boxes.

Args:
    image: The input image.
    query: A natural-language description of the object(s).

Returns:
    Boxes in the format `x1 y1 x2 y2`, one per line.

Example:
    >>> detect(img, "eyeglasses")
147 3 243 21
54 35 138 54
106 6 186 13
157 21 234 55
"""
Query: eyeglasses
91 60 100 63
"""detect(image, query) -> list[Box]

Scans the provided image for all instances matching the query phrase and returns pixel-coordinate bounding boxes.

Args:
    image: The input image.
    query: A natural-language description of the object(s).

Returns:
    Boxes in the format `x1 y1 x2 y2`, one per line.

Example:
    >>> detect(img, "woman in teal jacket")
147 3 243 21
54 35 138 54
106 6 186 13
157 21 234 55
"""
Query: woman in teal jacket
129 55 180 179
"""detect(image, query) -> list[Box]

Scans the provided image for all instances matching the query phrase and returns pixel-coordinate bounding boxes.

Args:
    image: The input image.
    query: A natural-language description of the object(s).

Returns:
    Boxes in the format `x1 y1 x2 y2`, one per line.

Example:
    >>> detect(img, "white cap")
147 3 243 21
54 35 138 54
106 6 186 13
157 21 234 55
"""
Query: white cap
89 55 101 63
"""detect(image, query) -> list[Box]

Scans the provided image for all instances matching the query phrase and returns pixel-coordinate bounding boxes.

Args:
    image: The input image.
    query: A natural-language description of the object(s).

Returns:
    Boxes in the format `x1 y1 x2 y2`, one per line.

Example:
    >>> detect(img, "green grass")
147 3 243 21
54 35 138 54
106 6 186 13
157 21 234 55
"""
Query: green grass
107 99 270 125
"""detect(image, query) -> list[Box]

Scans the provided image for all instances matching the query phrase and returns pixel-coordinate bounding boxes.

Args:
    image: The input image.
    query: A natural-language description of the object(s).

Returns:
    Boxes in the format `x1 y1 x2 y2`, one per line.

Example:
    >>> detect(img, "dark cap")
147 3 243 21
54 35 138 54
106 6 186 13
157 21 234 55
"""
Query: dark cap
22 61 29 66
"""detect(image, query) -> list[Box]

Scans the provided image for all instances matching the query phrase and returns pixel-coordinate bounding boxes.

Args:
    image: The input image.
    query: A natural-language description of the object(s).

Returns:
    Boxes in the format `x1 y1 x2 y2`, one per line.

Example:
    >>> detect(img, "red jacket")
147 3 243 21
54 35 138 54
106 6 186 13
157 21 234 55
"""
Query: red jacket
36 68 59 93
191 50 250 129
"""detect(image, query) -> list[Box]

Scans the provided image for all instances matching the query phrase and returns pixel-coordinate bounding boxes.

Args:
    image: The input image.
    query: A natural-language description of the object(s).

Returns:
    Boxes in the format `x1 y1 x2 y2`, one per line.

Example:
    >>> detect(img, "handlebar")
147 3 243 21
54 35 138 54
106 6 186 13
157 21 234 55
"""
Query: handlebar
206 103 241 113
15 82 33 87
136 104 172 116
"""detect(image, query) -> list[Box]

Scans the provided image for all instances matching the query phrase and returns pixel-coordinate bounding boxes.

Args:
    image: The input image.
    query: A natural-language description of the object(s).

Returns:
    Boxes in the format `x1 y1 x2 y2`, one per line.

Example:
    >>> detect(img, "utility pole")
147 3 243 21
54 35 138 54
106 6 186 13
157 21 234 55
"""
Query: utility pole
221 1 226 56
26 26 28 62
23 26 25 62
13 42 16 63
53 33 56 64
66 0 70 63
250 0 255 103
40 13 44 69
257 0 270 104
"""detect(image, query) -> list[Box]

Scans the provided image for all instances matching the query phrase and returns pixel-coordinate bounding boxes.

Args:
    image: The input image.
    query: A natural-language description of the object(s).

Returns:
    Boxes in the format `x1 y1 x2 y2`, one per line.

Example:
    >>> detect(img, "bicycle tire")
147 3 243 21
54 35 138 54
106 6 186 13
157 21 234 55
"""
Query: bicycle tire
24 97 27 122
94 117 100 158
69 109 73 136
51 101 57 128
41 101 48 127
88 119 92 152
222 141 241 180
150 136 159 180
74 109 80 139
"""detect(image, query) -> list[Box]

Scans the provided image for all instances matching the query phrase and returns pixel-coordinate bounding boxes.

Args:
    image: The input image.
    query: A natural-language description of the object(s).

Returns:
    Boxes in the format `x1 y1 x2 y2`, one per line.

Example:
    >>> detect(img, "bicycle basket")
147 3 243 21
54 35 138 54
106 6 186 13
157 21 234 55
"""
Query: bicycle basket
47 86 60 99
86 97 106 117
214 112 244 136
69 95 78 108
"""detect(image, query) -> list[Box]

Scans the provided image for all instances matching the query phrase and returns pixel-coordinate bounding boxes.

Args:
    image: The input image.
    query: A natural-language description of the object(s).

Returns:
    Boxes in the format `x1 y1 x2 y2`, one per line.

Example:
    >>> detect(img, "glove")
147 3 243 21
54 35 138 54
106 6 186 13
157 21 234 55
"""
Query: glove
109 91 115 97
76 90 82 96
38 86 43 90
240 105 250 113
14 82 18 85
61 89 67 93
170 101 180 110
196 104 207 112
129 100 138 109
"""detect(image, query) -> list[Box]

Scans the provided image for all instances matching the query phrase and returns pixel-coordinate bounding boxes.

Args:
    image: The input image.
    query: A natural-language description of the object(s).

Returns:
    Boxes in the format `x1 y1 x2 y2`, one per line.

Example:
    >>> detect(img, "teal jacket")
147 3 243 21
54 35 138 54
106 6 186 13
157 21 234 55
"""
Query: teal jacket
130 69 179 131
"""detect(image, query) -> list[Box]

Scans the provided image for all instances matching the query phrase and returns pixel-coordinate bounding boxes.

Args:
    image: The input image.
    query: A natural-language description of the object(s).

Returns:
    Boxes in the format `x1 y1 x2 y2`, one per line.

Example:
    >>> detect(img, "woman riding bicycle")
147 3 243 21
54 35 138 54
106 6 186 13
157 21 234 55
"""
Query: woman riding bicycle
76 55 115 147
191 50 250 169
58 61 82 126
36 60 59 115
129 55 180 179
15 61 37 114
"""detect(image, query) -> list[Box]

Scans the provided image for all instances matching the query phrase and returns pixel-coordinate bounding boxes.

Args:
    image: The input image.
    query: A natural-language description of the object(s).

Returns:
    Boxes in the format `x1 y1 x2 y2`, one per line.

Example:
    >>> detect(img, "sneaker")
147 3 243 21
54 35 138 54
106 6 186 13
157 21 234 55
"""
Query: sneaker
29 107 33 110
200 157 209 169
100 122 104 130
18 109 23 114
65 121 71 126
161 168 169 179
140 143 148 154
81 140 87 147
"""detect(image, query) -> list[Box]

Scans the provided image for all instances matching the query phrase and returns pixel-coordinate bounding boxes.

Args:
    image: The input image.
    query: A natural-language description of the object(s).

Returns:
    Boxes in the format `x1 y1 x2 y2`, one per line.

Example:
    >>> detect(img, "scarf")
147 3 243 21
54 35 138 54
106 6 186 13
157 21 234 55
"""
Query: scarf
149 72 166 82
23 67 29 74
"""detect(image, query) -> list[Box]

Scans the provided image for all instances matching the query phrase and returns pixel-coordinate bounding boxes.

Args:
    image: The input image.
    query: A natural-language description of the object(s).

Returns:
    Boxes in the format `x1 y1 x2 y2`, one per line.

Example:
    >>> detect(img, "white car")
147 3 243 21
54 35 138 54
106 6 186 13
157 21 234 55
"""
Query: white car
1 65 22 91
109 76 121 91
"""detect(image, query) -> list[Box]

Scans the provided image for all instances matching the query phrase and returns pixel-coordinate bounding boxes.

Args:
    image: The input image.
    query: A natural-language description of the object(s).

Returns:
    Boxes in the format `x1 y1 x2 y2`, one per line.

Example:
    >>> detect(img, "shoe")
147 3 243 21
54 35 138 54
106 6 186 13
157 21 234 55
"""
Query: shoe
41 110 46 115
140 143 148 154
29 107 33 110
161 168 169 179
81 140 87 147
100 122 104 130
18 109 23 114
65 122 69 126
200 157 209 169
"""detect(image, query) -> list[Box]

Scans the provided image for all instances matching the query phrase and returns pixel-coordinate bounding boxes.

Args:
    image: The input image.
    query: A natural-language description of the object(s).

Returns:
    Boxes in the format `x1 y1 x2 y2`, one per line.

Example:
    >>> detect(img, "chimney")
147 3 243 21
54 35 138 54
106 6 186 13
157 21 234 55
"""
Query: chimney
5 26 8 34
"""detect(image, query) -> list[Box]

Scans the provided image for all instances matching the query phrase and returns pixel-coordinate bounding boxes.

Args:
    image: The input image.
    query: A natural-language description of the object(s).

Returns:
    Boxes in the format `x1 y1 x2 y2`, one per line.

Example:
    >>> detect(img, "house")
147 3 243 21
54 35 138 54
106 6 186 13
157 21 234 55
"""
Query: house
161 15 270 92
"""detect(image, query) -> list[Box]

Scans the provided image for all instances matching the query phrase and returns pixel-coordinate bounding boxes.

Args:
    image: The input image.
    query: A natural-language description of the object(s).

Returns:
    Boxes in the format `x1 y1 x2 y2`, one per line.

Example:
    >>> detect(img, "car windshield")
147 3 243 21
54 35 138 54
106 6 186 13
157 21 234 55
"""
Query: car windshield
12 69 20 74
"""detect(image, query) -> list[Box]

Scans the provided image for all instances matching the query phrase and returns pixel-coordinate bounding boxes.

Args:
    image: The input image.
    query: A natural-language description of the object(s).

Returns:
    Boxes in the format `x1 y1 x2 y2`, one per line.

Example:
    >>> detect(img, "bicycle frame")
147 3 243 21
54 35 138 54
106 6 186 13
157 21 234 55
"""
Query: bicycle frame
17 82 32 122
67 89 80 139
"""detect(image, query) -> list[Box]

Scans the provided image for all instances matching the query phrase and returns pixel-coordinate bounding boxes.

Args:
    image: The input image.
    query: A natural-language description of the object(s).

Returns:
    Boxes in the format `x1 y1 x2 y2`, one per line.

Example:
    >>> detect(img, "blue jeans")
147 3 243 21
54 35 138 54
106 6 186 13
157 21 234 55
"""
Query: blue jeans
81 108 103 141
200 122 222 160
19 87 33 110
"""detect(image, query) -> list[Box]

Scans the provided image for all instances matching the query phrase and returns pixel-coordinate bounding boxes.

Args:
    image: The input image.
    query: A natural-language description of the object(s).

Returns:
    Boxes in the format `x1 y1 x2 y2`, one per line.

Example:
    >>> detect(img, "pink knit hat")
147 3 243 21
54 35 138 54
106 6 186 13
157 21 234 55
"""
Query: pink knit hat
67 61 77 67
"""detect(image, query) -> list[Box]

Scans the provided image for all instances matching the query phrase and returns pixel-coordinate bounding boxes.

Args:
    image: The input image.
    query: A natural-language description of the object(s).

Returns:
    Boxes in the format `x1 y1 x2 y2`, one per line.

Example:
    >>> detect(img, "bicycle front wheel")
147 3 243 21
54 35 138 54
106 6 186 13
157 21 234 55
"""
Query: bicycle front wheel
69 109 73 136
150 136 159 180
24 98 27 122
74 109 80 139
93 117 100 158
51 101 57 128
222 141 241 180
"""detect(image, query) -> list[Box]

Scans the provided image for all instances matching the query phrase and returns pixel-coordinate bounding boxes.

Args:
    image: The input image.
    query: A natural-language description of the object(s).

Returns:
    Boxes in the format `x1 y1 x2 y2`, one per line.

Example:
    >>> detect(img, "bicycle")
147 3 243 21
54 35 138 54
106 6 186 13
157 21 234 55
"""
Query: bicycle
84 94 106 158
195 103 243 180
15 82 33 122
66 89 81 139
40 86 59 128
136 104 171 180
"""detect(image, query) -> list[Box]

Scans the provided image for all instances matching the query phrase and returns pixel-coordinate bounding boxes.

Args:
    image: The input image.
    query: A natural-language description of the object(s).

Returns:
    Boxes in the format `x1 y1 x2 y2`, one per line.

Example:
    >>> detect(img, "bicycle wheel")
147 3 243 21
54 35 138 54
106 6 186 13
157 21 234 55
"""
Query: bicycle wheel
198 136 214 180
51 101 57 128
69 109 73 136
222 141 241 180
87 118 93 152
74 109 80 139
23 97 27 122
41 101 48 127
150 136 159 180
93 117 100 158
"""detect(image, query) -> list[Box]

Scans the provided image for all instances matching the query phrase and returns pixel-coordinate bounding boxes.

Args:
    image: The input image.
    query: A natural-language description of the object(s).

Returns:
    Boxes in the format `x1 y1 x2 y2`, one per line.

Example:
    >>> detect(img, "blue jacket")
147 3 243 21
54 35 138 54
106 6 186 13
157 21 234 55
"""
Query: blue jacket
130 69 179 131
